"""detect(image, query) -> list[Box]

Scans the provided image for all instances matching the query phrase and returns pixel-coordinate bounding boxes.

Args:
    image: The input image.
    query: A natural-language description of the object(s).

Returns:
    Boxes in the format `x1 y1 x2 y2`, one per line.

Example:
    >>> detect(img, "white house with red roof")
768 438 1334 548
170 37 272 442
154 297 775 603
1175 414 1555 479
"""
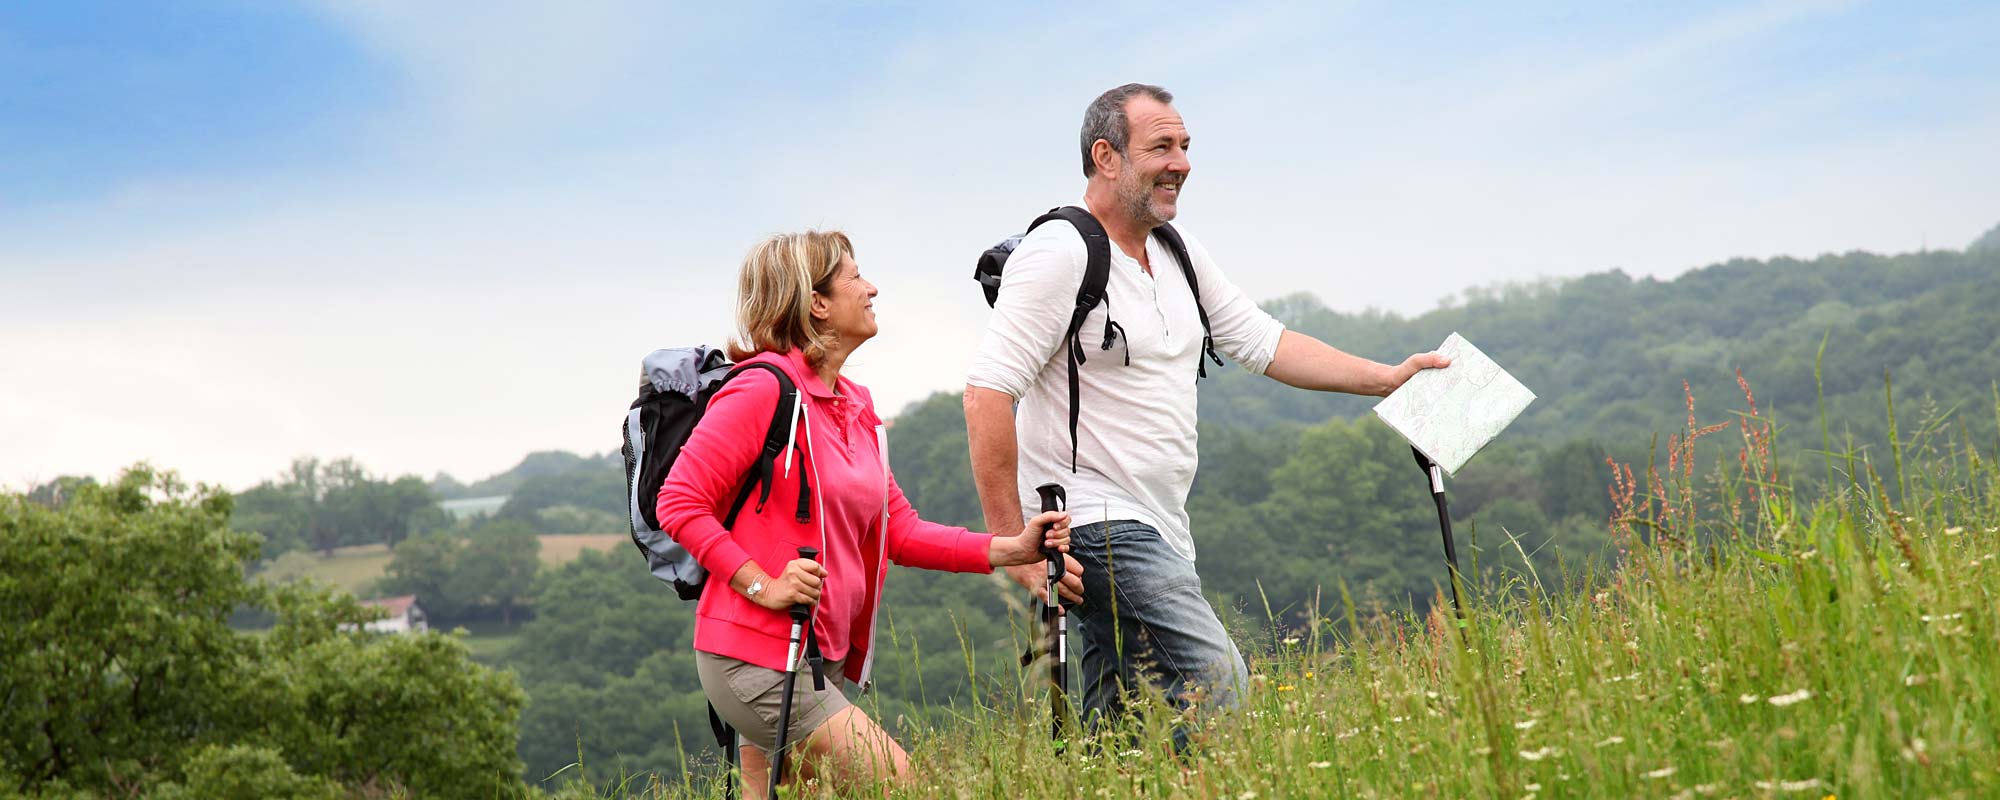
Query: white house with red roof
358 595 429 634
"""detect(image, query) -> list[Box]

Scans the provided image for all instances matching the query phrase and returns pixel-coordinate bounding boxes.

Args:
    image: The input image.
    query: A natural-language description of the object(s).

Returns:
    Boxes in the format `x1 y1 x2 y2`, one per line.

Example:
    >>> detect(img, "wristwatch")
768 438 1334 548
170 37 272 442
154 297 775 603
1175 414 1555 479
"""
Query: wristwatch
747 579 765 599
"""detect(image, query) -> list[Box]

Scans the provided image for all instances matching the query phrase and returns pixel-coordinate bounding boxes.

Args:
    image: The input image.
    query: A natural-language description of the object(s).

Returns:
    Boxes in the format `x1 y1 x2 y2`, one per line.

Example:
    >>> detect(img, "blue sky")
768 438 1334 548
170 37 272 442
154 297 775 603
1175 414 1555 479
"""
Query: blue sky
3 1 1997 489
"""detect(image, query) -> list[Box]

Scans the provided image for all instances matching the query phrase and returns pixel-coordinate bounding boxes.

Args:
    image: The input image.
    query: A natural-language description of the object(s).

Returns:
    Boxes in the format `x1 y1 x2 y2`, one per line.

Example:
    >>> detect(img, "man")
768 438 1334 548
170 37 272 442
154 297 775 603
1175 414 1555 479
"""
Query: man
964 83 1449 743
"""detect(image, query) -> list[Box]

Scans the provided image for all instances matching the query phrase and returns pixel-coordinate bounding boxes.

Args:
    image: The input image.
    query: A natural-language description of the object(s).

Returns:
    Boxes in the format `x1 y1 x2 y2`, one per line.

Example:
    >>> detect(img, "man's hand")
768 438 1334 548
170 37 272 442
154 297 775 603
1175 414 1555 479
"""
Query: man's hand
1383 351 1451 395
1005 557 1083 604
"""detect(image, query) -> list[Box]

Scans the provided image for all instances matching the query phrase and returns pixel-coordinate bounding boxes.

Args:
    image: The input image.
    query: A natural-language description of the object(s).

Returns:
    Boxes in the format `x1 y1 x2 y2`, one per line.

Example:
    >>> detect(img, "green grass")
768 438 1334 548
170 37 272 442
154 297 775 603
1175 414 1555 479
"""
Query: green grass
556 382 2000 800
293 535 626 599
305 543 396 595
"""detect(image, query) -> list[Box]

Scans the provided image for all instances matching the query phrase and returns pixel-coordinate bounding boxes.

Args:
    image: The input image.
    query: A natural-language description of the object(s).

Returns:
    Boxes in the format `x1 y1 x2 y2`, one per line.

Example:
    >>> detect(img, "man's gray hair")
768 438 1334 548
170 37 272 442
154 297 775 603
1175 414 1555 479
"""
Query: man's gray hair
1080 83 1173 178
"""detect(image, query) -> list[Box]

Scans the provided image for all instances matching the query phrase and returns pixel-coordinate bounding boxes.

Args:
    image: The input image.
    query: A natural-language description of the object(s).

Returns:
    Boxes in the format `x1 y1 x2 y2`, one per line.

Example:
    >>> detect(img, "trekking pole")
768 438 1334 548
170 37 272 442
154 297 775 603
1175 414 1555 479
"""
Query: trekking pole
1033 483 1069 746
768 546 820 799
1411 447 1467 624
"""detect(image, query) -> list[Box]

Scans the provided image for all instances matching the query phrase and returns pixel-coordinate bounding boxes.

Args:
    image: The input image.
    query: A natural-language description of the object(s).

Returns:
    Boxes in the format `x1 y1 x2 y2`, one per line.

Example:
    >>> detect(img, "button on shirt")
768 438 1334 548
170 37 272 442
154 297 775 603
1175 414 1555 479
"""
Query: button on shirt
966 212 1285 562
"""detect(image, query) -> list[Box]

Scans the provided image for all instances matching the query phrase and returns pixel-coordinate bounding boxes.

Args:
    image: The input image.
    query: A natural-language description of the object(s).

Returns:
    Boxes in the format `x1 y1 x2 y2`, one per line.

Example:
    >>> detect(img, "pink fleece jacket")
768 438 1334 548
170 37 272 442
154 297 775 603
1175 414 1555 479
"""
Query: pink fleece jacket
656 348 994 686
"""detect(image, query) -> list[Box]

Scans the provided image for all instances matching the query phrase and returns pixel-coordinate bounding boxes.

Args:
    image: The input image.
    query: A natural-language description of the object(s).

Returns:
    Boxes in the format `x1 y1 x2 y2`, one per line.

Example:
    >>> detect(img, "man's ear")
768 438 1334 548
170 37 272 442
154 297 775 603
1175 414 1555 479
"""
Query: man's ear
1092 139 1122 179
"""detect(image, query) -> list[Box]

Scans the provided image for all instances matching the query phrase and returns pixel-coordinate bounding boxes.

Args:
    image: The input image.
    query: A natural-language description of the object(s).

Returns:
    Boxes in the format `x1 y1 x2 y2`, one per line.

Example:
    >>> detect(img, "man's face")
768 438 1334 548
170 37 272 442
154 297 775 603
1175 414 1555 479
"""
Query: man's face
1111 96 1190 228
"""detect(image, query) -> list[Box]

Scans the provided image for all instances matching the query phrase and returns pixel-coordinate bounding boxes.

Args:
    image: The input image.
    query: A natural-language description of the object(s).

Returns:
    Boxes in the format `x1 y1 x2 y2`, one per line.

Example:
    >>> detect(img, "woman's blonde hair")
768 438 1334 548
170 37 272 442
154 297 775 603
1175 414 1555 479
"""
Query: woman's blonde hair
727 230 854 368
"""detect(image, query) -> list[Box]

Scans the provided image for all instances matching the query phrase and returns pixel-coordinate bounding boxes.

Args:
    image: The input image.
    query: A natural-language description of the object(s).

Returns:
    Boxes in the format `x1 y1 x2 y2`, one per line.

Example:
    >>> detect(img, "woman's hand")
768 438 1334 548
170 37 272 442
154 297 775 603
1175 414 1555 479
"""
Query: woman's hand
732 558 827 611
990 510 1071 567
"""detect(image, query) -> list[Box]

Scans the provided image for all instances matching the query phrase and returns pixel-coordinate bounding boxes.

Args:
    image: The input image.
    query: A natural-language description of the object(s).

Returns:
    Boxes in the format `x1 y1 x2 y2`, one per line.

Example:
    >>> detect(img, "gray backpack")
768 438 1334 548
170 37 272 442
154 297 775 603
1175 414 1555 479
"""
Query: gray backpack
621 347 808 600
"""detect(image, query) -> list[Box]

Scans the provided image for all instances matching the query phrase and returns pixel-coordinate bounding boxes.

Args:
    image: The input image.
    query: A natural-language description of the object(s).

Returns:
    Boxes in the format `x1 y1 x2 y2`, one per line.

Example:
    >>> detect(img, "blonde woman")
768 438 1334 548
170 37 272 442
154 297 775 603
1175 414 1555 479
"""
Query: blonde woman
657 230 1071 794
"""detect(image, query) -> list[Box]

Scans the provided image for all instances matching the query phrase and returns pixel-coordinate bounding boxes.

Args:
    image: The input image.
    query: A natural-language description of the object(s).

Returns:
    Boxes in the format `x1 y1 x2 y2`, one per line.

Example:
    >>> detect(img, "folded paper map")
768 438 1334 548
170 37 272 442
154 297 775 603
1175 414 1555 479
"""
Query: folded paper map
1372 333 1535 477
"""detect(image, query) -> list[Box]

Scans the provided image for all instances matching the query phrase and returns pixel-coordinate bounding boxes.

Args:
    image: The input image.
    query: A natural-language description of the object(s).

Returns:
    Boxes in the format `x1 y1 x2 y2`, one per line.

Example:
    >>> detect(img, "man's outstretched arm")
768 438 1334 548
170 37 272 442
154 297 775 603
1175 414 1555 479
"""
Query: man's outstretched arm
964 385 1083 603
1262 330 1450 396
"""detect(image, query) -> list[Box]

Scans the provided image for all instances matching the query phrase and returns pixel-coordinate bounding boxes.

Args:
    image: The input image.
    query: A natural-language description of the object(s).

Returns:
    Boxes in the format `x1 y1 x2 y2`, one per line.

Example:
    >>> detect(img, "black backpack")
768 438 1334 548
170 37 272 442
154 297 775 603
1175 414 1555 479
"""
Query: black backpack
973 206 1225 470
621 346 811 601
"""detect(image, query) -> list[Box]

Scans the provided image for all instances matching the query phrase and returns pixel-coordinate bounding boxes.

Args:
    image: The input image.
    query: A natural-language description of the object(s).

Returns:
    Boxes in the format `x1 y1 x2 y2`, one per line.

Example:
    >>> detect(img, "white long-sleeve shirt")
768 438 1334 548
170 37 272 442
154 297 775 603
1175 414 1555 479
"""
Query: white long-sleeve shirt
966 211 1285 562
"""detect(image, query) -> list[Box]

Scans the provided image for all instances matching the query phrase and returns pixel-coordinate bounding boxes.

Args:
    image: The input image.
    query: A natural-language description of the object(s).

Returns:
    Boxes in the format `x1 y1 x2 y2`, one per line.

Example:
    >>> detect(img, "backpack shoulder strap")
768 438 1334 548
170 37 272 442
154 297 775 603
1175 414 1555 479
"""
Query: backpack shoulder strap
719 362 811 528
1027 206 1112 473
1152 223 1224 378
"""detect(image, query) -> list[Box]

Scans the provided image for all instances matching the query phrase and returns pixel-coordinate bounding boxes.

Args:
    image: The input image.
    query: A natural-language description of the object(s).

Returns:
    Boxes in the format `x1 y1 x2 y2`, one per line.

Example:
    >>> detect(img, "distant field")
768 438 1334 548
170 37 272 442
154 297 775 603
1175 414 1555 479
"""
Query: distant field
304 534 626 598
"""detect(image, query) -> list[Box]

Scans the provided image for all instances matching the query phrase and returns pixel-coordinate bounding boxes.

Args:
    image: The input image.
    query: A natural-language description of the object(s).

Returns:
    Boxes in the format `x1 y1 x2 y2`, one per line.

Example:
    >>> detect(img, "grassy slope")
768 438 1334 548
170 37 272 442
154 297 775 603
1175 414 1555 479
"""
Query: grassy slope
569 391 2000 799
301 534 628 597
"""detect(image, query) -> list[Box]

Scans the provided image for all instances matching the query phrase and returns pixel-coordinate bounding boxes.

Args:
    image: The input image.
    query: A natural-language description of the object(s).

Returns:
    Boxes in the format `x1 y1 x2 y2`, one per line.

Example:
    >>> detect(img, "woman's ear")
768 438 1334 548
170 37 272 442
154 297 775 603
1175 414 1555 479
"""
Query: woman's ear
809 290 832 322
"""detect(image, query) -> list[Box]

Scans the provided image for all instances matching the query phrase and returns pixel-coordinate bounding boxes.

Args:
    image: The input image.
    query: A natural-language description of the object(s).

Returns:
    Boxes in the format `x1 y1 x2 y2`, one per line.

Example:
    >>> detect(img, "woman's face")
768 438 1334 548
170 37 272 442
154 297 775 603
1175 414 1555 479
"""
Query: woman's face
812 253 878 350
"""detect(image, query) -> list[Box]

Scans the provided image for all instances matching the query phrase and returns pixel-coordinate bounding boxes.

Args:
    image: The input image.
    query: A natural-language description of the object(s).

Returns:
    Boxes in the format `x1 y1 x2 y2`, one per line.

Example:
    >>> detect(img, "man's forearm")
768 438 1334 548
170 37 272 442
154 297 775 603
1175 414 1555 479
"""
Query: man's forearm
963 385 1026 537
1263 330 1398 396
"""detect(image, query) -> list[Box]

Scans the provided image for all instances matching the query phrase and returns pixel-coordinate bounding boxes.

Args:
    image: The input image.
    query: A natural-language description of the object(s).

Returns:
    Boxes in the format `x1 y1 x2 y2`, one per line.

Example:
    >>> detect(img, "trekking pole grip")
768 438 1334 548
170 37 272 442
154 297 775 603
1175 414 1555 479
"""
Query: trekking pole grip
790 546 820 620
1033 484 1066 555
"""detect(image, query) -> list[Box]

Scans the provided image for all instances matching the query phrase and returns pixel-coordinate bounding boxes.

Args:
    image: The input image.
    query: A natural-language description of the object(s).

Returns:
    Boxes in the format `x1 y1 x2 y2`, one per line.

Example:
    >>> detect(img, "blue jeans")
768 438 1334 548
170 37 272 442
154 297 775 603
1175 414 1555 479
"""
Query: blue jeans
1068 520 1247 748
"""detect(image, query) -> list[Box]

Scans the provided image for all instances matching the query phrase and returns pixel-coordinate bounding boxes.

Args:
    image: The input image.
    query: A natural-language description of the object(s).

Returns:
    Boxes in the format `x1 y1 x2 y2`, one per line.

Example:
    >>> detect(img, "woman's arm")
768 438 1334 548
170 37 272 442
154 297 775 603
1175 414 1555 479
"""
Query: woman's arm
881 468 1069 572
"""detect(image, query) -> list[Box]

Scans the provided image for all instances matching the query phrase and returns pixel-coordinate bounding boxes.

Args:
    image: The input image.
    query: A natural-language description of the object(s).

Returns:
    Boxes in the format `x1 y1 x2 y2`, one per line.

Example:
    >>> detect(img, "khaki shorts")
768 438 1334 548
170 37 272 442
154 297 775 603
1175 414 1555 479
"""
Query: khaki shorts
697 650 852 754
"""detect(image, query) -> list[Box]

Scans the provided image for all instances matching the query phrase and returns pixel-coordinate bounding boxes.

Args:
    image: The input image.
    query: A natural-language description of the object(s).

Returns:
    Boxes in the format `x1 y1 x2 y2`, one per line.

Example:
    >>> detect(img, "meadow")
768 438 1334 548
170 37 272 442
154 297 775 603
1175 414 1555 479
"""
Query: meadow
552 381 2000 799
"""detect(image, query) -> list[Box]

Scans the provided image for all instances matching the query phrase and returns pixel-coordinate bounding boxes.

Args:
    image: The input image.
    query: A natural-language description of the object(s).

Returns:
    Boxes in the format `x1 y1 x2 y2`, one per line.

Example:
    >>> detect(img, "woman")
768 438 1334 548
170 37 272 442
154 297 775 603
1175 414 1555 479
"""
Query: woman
657 230 1070 795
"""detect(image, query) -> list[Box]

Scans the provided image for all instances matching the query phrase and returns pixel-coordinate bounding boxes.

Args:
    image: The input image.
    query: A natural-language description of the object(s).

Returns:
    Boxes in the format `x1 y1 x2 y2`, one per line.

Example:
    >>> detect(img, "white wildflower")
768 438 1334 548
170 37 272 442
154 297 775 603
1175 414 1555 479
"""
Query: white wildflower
1921 613 1963 622
1309 761 1331 769
1281 636 1300 646
1945 526 1964 536
1645 766 1677 779
1389 716 1406 723
1753 778 1825 792
1738 693 1761 704
1905 674 1928 686
1595 736 1625 748
1767 688 1812 707
1238 791 1259 800
1524 784 1541 792
1473 746 1493 756
1426 690 1440 699
1118 749 1144 758
1692 783 1722 795
1519 747 1556 761
1515 719 1539 730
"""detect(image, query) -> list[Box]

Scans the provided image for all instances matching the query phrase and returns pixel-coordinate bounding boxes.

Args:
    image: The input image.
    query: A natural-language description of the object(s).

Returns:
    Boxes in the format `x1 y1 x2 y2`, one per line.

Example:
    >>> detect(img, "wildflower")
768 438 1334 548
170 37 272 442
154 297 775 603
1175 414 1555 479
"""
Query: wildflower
1738 693 1761 704
1753 778 1825 792
1519 747 1556 761
1277 685 1296 692
1515 719 1539 730
1309 761 1331 769
1118 749 1144 758
1768 688 1812 707
1425 690 1439 699
1473 746 1493 756
1921 613 1963 622
1238 791 1258 800
1389 716 1406 723
1904 674 1927 686
1281 636 1300 646
1524 784 1542 792
1945 527 1964 536
1646 766 1678 779
1595 736 1625 748
1305 671 1315 679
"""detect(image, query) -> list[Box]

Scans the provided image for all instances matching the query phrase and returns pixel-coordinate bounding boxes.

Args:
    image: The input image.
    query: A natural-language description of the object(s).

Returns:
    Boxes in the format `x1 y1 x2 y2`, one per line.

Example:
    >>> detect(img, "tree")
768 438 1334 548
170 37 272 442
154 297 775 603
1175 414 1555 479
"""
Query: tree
448 520 542 625
376 530 465 618
1 466 526 796
230 457 445 558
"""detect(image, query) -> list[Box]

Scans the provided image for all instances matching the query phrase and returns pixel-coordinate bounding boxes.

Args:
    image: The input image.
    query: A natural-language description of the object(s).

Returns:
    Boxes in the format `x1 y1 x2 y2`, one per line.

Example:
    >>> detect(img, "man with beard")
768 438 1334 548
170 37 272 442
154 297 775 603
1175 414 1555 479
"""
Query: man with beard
964 83 1449 747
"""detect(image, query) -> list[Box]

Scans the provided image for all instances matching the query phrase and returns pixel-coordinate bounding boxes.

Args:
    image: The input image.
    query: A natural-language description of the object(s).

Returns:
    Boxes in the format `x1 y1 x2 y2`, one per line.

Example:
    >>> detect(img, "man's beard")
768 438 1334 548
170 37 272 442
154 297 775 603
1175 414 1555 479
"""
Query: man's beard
1116 168 1177 228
